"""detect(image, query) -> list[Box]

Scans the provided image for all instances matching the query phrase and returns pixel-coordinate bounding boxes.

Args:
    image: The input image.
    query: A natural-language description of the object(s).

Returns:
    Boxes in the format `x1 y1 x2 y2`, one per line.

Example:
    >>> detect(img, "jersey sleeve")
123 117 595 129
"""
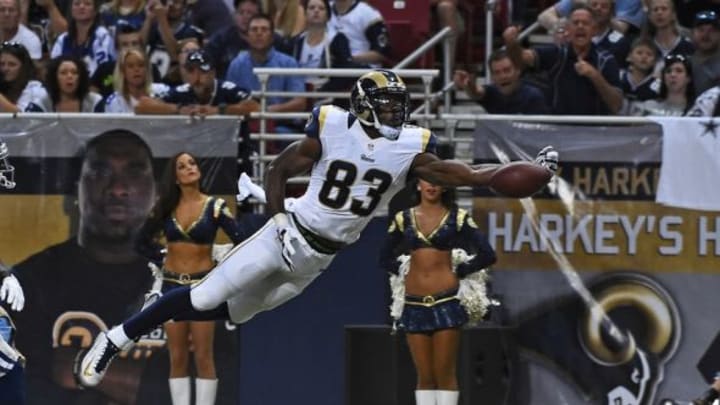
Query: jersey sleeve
422 130 438 154
212 198 253 245
162 85 187 105
24 102 44 112
365 20 391 56
219 81 251 103
304 105 329 139
378 211 407 275
454 209 497 277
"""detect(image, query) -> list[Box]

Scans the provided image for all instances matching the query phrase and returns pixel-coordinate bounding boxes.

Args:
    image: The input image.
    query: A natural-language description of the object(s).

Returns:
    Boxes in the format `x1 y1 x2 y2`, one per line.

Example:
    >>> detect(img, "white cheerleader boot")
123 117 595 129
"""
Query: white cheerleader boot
415 390 437 405
436 390 459 405
169 377 191 405
196 378 218 405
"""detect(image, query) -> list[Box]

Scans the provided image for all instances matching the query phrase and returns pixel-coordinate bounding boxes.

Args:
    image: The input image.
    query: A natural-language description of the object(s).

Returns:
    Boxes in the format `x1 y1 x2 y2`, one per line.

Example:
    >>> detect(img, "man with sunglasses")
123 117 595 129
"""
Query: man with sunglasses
136 49 258 117
690 10 720 95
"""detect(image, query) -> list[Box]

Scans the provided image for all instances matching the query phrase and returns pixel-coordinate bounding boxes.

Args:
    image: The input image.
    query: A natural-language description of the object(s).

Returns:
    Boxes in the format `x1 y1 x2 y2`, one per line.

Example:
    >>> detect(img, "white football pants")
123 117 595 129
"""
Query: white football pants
189 217 335 324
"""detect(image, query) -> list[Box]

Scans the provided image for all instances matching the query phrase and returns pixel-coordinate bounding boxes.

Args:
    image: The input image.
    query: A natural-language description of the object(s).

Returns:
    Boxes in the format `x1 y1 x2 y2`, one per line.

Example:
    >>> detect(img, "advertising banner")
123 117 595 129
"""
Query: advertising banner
472 118 720 404
0 116 240 405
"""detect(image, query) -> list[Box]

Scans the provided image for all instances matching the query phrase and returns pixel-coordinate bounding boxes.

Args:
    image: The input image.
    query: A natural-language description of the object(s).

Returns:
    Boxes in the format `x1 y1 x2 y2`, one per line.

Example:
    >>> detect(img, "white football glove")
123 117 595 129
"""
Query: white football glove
212 243 233 262
0 274 24 312
274 213 302 271
535 145 559 173
141 290 162 311
236 172 267 203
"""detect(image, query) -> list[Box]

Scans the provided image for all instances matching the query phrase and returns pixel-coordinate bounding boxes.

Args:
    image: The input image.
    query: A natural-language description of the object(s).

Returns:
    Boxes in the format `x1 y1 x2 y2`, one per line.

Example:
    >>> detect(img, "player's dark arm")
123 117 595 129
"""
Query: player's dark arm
411 153 501 188
264 137 320 216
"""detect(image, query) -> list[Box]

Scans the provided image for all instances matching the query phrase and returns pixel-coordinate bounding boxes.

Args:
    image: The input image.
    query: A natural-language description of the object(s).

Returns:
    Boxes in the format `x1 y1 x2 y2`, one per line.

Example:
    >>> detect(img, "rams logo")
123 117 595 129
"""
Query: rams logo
52 311 165 360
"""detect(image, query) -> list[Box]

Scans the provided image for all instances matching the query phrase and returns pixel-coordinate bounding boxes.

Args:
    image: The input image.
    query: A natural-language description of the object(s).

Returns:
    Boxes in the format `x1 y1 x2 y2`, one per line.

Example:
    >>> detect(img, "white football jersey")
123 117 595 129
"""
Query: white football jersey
289 105 436 244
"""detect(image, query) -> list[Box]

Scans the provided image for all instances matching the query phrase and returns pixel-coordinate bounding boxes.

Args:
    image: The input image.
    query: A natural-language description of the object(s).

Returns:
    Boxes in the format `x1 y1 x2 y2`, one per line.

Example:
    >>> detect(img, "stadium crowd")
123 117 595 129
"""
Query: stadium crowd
0 0 717 120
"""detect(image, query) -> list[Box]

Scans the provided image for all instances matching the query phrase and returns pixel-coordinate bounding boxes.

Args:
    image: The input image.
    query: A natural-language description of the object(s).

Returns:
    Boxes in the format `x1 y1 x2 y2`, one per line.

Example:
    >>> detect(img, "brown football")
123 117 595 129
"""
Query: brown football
489 161 553 198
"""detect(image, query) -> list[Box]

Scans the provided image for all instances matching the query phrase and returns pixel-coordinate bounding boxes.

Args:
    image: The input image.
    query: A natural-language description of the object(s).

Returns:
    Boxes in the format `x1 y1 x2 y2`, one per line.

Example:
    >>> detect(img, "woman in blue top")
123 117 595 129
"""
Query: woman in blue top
379 179 497 405
136 152 251 405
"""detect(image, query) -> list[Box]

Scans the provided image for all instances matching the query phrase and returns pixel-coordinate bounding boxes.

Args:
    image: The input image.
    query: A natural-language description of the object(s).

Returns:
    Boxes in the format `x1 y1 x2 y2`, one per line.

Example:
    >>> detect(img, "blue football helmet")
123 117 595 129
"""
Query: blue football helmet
350 70 410 140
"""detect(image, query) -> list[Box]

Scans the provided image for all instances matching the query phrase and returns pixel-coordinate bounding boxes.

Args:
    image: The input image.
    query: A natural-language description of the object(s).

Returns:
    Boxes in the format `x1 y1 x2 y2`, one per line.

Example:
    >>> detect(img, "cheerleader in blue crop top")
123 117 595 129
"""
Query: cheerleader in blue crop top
379 179 497 405
135 152 253 405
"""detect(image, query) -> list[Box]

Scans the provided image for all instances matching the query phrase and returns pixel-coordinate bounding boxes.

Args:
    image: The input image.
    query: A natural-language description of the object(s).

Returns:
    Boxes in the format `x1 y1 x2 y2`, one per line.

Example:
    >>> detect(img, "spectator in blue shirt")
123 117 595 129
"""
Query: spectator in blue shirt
505 4 624 115
453 49 549 114
225 13 307 116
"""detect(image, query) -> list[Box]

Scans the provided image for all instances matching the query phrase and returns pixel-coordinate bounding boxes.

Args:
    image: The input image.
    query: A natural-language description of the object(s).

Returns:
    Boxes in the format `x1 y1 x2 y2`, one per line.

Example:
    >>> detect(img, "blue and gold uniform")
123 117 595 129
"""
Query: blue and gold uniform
137 196 251 290
379 206 496 332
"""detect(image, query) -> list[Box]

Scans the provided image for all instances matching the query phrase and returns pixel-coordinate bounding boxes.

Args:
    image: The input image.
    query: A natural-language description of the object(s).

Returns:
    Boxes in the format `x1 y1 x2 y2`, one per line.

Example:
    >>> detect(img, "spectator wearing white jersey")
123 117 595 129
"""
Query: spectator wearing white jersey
686 82 720 116
290 0 357 93
25 55 103 112
0 41 46 112
102 48 169 113
0 0 41 60
625 53 695 116
329 0 390 67
50 0 115 76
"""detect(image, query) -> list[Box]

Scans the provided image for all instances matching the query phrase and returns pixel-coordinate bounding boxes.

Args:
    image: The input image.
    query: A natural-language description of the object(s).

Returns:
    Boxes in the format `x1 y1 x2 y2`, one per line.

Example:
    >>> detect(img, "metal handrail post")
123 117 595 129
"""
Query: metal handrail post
442 35 451 112
421 75 433 128
485 0 497 83
256 73 269 188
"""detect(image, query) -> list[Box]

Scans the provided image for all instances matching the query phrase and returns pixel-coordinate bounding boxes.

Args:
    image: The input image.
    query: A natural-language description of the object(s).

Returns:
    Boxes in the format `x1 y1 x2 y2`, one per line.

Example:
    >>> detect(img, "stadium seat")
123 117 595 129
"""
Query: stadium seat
365 0 433 67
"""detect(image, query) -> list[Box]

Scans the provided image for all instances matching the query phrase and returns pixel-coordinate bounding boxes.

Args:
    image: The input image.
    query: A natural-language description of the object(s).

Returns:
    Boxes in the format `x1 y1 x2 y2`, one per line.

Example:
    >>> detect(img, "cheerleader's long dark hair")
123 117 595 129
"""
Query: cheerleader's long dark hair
142 151 207 238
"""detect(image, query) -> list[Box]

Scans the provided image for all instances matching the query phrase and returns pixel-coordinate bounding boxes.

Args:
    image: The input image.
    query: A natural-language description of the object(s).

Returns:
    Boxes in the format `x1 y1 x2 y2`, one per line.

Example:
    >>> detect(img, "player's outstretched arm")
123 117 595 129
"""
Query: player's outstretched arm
264 137 321 216
411 153 500 187
411 146 559 197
